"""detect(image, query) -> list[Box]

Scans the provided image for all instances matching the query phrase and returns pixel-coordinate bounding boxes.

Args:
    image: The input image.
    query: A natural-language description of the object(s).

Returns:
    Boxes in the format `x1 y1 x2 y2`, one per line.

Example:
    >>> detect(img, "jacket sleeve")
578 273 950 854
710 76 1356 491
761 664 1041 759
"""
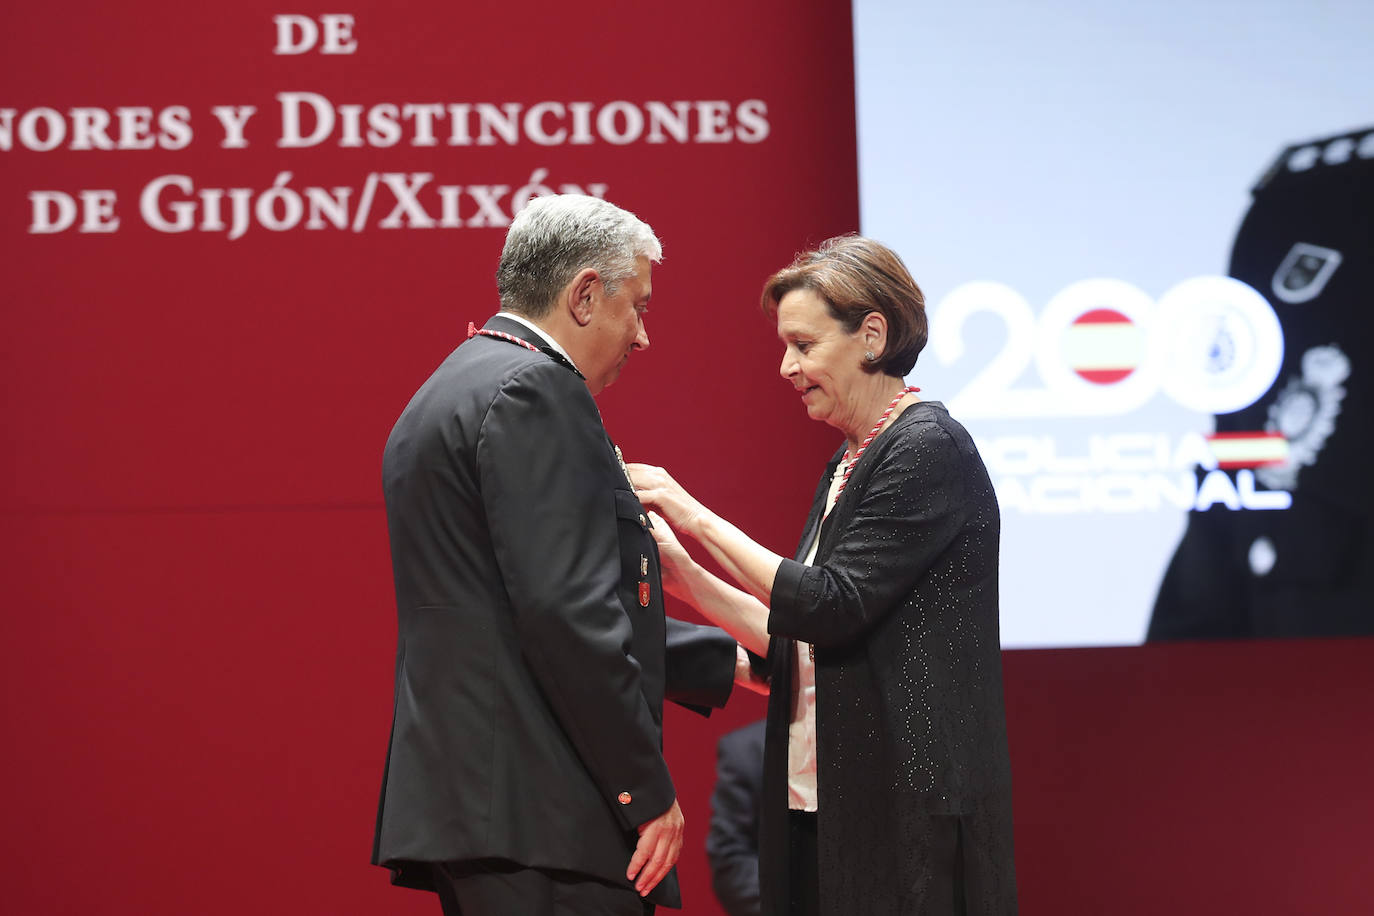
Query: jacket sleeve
477 361 675 830
768 421 973 648
664 616 737 714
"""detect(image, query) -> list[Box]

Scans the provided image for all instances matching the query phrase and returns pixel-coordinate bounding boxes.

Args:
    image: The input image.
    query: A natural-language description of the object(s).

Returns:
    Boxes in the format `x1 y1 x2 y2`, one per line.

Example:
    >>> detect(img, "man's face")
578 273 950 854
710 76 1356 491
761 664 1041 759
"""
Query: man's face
585 255 652 395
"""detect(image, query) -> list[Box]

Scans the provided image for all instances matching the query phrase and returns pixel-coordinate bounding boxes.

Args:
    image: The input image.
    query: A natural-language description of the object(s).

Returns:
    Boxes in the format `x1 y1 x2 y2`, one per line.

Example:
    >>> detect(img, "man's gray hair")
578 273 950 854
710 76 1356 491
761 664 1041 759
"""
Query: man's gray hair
496 194 663 318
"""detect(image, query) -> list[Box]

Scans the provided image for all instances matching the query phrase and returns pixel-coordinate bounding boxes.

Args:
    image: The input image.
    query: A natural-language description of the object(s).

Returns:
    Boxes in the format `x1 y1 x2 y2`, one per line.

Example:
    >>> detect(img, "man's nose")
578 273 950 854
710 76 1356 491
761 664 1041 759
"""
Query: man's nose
634 318 650 351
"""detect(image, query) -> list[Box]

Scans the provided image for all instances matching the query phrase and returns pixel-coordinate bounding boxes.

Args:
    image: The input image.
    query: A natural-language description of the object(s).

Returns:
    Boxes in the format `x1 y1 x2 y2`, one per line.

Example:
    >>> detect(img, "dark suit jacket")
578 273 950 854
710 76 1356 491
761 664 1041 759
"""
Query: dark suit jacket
759 402 1017 916
371 314 736 907
706 720 765 916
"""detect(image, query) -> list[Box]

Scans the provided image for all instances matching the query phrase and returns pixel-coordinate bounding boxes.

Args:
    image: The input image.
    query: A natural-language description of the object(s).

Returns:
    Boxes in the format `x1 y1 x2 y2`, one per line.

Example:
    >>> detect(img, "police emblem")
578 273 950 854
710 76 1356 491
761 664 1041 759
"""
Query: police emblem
1258 344 1350 491
1271 242 1342 305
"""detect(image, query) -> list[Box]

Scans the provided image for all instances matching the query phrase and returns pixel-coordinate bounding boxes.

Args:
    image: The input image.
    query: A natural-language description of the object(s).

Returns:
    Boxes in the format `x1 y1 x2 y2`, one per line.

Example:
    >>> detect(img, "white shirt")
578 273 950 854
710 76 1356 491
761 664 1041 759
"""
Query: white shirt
496 311 581 375
787 458 848 811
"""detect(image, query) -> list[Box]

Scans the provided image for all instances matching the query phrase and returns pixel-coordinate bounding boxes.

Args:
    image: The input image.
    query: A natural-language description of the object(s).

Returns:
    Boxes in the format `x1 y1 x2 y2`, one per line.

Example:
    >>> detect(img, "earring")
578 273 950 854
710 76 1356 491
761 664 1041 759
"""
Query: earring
865 351 876 362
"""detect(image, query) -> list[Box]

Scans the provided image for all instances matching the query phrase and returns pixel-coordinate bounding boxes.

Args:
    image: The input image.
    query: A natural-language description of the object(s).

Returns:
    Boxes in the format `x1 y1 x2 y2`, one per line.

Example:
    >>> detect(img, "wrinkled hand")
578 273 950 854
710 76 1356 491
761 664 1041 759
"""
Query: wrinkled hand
645 511 691 596
626 463 706 537
628 798 684 897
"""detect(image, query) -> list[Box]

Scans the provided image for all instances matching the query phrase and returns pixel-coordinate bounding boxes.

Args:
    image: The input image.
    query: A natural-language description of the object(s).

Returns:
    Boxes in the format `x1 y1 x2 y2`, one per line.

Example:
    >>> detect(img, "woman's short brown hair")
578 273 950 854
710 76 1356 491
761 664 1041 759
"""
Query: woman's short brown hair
761 235 927 376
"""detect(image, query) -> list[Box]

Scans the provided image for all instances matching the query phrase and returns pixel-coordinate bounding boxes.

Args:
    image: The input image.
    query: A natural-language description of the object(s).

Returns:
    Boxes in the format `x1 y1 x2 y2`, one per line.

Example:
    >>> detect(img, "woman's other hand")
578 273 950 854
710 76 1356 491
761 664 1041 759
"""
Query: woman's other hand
627 463 707 537
646 510 692 596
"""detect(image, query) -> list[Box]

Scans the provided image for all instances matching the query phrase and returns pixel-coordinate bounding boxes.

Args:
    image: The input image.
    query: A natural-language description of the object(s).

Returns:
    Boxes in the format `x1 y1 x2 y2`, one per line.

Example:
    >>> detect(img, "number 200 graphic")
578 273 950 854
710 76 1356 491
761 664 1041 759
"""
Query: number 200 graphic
927 276 1285 419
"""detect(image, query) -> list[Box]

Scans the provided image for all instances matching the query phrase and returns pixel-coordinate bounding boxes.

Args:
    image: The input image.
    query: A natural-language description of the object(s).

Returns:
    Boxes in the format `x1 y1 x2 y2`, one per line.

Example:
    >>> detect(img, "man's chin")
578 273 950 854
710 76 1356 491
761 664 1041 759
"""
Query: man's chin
589 367 624 397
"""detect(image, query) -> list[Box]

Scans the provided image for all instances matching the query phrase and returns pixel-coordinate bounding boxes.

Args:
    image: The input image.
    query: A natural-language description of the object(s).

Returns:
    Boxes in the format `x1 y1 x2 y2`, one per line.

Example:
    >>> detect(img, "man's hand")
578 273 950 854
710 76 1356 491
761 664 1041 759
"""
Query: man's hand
628 798 684 896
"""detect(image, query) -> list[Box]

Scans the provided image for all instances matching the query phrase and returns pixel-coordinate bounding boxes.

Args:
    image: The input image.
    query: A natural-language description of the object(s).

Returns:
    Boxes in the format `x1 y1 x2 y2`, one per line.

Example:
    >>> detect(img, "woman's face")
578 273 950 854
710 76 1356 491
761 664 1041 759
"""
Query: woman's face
776 288 869 430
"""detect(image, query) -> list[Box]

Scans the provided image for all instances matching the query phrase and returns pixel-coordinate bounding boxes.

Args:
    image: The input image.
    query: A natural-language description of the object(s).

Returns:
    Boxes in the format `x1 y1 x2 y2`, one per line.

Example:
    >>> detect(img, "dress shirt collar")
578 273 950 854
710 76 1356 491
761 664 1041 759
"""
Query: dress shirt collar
496 311 580 374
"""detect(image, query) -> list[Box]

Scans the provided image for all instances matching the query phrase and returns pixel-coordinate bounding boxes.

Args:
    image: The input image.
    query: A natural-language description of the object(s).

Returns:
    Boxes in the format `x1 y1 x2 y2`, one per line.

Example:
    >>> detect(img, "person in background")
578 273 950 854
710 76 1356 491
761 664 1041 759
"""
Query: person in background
707 719 766 916
630 235 1017 915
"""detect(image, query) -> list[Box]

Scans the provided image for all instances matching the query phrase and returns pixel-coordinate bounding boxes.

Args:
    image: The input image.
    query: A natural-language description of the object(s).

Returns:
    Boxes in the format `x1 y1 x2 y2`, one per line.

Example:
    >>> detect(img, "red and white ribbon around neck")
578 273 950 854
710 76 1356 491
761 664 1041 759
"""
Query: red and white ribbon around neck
835 386 920 499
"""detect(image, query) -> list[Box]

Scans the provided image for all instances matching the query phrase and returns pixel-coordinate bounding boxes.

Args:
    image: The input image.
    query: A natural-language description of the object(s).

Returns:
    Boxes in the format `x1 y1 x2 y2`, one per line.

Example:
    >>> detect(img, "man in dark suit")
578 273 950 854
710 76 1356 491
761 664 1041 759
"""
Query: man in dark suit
372 194 740 914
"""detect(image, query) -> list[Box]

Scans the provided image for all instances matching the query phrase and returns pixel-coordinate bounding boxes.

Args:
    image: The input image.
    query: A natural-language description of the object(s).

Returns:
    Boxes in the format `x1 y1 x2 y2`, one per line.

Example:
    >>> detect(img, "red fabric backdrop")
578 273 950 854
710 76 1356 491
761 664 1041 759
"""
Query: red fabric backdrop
1 2 848 913
4 3 1373 916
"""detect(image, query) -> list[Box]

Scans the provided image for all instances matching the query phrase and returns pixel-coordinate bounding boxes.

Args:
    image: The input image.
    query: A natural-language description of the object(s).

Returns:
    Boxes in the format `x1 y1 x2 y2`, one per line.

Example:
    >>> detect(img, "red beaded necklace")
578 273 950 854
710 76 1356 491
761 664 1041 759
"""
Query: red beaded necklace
467 321 538 351
835 386 920 499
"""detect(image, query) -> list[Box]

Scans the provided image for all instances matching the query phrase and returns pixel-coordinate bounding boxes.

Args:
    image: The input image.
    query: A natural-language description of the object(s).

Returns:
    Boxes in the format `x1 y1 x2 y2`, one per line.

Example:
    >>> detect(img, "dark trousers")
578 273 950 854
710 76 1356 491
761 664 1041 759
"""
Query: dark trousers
430 860 653 916
787 811 819 916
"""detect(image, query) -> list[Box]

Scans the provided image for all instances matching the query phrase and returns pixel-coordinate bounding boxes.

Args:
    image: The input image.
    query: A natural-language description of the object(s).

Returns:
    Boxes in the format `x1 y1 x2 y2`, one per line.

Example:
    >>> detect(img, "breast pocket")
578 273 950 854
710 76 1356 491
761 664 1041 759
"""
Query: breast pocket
614 488 658 611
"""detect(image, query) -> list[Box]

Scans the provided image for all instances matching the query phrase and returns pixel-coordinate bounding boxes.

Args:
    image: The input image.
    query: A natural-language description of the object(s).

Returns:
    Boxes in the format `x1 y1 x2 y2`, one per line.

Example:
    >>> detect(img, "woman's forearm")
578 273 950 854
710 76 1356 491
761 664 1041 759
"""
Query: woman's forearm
690 510 786 610
624 461 786 631
670 553 772 656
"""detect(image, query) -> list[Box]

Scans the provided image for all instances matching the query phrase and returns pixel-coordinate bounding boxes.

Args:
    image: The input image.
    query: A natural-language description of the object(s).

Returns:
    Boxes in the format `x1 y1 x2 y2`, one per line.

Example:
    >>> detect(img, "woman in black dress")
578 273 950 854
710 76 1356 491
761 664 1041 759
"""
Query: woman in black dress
629 236 1017 916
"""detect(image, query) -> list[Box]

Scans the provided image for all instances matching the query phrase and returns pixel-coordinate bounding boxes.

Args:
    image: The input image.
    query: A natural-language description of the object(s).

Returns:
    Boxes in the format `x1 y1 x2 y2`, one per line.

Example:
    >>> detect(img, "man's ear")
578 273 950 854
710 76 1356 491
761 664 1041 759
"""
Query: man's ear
566 268 600 327
860 309 889 357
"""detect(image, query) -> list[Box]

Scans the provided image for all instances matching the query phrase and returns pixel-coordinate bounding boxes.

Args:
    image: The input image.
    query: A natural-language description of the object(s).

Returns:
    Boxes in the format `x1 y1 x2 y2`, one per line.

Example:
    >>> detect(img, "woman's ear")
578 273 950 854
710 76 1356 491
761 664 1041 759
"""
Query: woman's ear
860 309 889 358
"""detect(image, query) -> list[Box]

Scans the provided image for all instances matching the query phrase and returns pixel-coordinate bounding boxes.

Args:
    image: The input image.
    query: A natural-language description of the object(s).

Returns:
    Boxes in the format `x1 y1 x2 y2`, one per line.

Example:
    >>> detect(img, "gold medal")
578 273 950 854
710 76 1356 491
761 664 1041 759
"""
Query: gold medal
614 445 635 491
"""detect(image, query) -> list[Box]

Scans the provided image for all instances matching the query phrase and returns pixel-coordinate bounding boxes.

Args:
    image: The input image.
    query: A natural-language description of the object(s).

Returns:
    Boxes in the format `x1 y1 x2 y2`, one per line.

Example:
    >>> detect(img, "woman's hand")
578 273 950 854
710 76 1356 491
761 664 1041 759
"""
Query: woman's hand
629 461 785 640
646 511 692 597
626 463 708 538
734 645 770 696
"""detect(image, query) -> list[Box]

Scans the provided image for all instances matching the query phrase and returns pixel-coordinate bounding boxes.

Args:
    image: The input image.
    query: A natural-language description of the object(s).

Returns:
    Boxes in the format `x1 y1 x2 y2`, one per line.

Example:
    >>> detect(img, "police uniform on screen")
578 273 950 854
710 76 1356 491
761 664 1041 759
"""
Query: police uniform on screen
1148 127 1374 639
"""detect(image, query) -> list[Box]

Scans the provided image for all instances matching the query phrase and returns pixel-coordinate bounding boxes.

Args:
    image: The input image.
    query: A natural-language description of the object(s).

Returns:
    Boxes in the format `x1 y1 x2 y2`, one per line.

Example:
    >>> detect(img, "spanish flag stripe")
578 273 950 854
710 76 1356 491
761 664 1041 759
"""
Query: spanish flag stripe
1062 323 1145 370
1207 432 1289 468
